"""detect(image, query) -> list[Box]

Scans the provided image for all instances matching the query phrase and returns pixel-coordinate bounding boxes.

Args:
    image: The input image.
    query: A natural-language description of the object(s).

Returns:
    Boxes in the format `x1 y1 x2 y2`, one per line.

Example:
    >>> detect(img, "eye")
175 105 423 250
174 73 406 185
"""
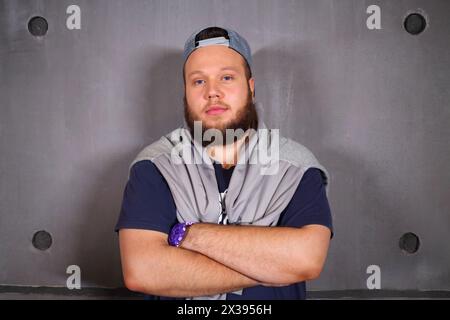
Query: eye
193 79 205 86
222 75 234 81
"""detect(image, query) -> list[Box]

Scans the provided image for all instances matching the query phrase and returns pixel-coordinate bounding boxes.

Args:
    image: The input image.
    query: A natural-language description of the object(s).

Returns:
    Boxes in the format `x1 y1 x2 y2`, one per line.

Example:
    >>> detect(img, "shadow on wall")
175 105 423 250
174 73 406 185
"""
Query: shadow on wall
71 48 184 288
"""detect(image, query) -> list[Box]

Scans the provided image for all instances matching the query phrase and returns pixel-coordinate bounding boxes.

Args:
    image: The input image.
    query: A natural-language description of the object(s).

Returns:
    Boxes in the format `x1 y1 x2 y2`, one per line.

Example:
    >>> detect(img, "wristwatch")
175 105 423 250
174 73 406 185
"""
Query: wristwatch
168 222 195 247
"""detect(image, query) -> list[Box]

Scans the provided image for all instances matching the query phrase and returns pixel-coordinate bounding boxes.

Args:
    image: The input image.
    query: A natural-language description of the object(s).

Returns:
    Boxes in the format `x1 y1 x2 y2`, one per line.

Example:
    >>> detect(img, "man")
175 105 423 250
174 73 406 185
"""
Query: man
115 26 333 300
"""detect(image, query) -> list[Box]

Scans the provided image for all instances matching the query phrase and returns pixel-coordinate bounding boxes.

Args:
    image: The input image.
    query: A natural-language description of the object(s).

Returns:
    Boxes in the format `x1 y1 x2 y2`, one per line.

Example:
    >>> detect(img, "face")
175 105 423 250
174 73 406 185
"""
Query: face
184 45 257 146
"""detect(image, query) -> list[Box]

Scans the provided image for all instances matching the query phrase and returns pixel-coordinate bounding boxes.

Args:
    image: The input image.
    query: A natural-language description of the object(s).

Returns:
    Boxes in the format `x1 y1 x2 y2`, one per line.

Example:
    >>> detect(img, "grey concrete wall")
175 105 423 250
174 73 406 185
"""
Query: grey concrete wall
1 0 449 291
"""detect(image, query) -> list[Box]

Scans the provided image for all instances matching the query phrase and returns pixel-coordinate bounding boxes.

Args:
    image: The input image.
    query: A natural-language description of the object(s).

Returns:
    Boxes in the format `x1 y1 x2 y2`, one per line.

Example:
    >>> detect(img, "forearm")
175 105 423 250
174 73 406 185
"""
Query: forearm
181 223 326 284
129 244 260 297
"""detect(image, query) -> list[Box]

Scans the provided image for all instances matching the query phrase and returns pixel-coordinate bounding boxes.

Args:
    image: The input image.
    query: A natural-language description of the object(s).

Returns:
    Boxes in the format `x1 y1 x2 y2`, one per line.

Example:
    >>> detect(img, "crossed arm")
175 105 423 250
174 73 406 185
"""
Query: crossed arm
119 223 331 297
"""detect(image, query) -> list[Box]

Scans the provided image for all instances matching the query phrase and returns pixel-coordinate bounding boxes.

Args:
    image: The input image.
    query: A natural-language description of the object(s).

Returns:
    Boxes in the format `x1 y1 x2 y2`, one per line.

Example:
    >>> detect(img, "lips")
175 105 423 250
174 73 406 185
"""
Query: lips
205 105 228 115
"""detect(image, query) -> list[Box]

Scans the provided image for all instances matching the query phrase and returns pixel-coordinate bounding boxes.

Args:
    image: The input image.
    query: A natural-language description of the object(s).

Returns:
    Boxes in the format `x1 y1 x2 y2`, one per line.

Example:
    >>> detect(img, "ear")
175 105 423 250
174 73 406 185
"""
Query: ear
248 77 255 100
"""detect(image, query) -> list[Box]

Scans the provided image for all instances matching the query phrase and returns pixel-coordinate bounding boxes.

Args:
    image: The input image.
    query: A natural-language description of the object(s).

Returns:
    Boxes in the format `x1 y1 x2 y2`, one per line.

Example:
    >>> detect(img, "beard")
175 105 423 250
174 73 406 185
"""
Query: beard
183 88 258 147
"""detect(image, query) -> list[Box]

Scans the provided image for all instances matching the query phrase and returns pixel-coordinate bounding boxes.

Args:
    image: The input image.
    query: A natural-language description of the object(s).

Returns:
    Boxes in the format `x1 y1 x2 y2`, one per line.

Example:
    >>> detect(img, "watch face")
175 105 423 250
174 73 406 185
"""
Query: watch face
169 223 189 247
169 224 183 247
169 222 195 247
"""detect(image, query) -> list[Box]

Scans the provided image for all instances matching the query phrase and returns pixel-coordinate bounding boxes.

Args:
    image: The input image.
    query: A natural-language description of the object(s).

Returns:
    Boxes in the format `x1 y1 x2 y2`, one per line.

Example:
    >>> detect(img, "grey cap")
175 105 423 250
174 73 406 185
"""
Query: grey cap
183 27 252 71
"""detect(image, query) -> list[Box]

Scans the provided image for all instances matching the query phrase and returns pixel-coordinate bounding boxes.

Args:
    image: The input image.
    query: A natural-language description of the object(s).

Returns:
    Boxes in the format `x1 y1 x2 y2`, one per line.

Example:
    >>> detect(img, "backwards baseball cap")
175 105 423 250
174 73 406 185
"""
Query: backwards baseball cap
183 26 253 72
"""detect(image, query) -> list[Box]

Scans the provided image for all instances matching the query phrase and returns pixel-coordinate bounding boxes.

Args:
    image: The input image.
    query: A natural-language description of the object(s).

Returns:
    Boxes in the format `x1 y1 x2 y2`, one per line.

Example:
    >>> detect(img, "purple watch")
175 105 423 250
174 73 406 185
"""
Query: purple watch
168 222 195 247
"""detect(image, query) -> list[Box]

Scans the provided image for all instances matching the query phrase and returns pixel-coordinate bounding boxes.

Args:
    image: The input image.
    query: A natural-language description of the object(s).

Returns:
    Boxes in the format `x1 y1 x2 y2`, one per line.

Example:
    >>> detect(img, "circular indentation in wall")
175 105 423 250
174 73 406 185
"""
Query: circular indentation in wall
399 232 420 254
28 16 48 37
404 13 426 35
32 230 52 250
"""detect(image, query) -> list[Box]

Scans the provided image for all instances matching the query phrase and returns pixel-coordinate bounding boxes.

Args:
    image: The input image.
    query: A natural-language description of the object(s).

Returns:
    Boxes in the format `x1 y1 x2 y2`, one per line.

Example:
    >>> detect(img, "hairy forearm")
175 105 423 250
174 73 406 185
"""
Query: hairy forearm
127 243 261 297
181 223 327 284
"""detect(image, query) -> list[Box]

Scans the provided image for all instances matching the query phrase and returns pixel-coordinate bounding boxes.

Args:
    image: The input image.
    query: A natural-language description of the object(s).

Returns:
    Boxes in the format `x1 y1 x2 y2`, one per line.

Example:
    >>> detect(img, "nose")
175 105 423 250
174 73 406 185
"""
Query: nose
204 81 223 101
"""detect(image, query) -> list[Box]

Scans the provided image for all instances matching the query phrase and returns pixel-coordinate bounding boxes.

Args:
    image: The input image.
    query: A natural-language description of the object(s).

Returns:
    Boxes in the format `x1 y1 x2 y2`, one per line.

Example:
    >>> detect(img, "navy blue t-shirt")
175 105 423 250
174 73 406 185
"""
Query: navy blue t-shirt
115 160 333 300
